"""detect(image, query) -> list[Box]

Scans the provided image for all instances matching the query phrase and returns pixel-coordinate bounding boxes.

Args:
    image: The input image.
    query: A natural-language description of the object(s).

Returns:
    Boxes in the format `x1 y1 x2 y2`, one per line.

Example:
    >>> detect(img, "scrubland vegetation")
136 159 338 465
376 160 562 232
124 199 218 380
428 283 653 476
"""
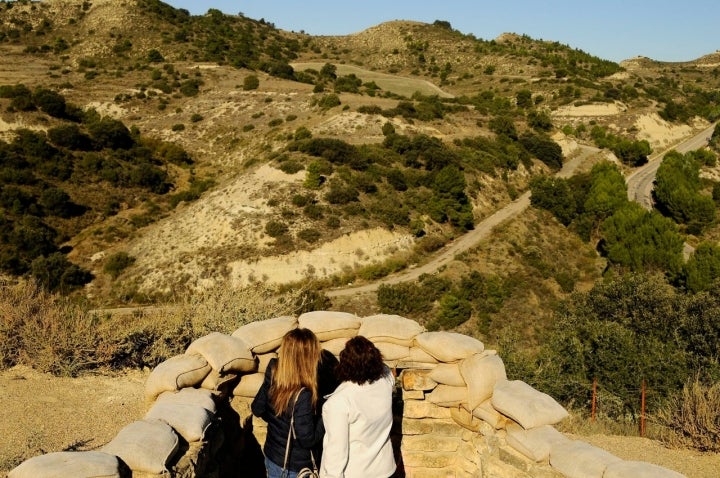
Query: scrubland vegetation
1 0 719 452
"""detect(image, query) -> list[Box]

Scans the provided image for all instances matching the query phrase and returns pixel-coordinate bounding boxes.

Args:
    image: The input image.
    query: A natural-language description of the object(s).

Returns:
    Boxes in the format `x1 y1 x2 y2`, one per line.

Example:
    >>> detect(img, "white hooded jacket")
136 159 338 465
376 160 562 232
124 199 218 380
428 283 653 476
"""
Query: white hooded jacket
319 367 396 478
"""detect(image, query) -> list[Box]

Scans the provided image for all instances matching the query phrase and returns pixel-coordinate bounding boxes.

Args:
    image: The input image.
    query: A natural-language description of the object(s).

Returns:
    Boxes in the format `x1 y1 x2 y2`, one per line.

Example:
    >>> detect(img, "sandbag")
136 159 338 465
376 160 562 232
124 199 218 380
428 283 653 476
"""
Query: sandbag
256 352 277 373
603 461 687 478
233 372 265 398
374 341 410 360
298 310 361 340
505 423 569 462
156 387 216 413
428 363 465 387
232 316 297 353
185 332 256 374
407 346 438 364
358 314 425 346
321 337 349 356
199 369 238 394
9 451 123 478
492 379 568 429
144 353 211 402
470 399 507 429
549 439 622 478
426 384 467 407
414 331 484 362
145 402 214 443
101 419 179 475
460 353 506 409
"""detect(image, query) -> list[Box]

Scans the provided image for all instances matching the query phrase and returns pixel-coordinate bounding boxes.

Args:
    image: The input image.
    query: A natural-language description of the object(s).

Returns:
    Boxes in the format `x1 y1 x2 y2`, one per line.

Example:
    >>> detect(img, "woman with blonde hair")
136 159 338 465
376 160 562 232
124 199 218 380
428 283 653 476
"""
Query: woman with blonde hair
252 328 324 478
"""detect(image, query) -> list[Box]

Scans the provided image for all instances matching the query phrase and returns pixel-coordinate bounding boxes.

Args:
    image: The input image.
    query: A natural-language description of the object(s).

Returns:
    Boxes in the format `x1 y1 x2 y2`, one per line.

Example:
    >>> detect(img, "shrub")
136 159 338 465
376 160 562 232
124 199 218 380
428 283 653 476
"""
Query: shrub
656 377 720 452
377 282 434 315
0 280 102 375
103 252 135 279
317 93 340 109
243 75 259 90
279 160 304 174
291 194 311 207
428 293 472 330
268 118 283 127
87 118 133 149
298 228 321 243
190 113 203 122
265 220 288 237
32 87 67 118
30 253 93 293
147 49 164 63
171 123 185 131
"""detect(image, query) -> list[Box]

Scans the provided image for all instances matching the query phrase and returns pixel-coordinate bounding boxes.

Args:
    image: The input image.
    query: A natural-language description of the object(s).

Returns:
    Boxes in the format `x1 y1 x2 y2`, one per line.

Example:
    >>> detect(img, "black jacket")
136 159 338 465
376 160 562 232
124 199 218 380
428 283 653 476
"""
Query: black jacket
251 359 324 471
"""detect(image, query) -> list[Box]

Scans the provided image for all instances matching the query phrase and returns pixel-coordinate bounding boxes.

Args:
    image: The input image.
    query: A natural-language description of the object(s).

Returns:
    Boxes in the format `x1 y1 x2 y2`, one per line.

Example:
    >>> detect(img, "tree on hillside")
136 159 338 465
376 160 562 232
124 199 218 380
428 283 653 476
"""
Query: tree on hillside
655 150 716 234
531 273 689 417
683 242 720 293
583 160 628 224
600 202 684 277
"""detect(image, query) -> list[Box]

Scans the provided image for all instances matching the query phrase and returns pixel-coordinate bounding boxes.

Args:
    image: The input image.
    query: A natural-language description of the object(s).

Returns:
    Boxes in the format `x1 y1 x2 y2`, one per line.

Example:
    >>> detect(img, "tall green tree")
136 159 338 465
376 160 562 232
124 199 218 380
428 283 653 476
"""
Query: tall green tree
600 202 684 276
683 242 720 293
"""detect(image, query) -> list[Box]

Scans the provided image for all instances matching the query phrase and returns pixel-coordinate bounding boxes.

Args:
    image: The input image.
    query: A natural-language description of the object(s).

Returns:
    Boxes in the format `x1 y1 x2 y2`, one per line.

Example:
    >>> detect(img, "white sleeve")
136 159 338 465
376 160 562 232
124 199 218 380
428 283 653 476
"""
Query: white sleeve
319 396 350 478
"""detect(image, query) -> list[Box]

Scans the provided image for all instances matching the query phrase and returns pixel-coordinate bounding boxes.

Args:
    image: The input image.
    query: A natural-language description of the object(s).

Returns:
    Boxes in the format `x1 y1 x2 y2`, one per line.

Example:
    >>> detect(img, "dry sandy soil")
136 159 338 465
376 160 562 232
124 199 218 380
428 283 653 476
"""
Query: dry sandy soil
1 365 718 478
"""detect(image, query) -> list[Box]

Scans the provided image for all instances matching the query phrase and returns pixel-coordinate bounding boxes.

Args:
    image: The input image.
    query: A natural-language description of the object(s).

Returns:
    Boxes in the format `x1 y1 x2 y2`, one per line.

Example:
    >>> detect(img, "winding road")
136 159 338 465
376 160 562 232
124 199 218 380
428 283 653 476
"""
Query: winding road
329 124 716 297
327 145 600 297
626 124 716 209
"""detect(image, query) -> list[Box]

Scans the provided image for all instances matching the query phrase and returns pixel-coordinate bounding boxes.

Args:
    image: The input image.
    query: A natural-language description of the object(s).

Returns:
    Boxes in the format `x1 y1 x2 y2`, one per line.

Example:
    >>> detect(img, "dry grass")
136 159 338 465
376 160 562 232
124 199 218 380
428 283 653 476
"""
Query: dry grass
655 377 720 452
0 279 309 376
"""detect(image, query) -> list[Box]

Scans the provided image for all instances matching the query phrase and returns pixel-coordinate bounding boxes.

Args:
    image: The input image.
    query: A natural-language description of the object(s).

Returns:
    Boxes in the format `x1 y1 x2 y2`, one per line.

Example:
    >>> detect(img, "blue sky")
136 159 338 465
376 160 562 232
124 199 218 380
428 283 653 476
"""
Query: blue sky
164 1 719 63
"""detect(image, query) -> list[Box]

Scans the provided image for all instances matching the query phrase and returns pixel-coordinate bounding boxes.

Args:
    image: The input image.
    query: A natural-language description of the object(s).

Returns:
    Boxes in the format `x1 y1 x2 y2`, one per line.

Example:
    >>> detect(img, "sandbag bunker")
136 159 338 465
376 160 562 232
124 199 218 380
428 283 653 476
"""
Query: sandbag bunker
10 312 686 478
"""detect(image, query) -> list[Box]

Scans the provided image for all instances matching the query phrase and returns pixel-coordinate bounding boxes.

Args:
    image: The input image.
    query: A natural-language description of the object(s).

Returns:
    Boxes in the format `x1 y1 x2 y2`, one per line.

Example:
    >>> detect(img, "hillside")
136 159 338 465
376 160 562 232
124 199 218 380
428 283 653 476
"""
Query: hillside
1 0 719 344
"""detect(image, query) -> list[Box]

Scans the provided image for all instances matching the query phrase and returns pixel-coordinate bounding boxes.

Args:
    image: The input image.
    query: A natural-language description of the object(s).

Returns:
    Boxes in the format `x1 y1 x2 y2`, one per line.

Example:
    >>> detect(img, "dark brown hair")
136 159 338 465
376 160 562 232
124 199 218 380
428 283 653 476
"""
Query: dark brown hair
335 336 386 385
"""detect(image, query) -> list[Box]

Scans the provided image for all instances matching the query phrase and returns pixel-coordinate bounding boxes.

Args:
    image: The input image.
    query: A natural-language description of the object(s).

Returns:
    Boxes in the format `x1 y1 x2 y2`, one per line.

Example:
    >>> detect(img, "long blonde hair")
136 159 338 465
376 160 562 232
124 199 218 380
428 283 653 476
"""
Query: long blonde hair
270 327 321 415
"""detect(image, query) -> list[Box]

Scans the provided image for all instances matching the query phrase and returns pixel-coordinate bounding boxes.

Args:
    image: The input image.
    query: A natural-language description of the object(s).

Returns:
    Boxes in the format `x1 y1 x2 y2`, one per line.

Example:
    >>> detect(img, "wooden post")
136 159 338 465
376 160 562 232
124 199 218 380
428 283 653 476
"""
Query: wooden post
591 377 597 423
640 379 646 437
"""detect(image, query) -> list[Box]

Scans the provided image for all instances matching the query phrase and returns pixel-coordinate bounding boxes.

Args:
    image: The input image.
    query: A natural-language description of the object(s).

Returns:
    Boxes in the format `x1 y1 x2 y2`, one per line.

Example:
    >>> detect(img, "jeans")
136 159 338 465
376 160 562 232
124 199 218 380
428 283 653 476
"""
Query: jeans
265 456 298 478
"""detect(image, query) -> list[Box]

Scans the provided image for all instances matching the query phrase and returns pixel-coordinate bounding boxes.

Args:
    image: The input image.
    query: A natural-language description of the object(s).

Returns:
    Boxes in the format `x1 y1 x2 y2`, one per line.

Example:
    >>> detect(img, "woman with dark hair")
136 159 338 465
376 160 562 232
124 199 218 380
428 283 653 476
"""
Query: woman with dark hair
319 336 396 478
252 328 324 478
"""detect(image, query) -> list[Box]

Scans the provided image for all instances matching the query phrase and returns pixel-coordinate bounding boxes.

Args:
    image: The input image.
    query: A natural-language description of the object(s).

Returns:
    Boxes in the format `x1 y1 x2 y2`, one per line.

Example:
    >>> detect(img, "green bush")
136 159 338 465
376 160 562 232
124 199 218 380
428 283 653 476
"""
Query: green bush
279 160 304 174
297 228 321 243
428 293 472 330
377 282 434 316
243 75 259 91
317 93 340 109
103 252 134 279
265 220 288 238
291 194 311 207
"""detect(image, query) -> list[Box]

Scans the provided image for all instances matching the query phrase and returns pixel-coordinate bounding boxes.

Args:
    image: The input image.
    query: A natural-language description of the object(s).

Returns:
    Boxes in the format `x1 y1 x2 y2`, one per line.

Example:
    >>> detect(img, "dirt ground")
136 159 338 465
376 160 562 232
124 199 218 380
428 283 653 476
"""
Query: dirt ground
1 365 719 478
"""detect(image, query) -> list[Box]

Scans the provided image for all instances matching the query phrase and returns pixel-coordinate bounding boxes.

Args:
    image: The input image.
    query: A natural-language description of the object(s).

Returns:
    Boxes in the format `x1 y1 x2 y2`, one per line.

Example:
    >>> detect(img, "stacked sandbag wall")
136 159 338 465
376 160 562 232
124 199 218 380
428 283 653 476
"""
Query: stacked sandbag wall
9 312 686 478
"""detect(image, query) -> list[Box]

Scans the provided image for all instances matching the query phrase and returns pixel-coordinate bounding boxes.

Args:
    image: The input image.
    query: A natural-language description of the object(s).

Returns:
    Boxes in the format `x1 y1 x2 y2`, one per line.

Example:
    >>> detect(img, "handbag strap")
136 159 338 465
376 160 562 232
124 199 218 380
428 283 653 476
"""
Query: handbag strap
282 388 304 470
